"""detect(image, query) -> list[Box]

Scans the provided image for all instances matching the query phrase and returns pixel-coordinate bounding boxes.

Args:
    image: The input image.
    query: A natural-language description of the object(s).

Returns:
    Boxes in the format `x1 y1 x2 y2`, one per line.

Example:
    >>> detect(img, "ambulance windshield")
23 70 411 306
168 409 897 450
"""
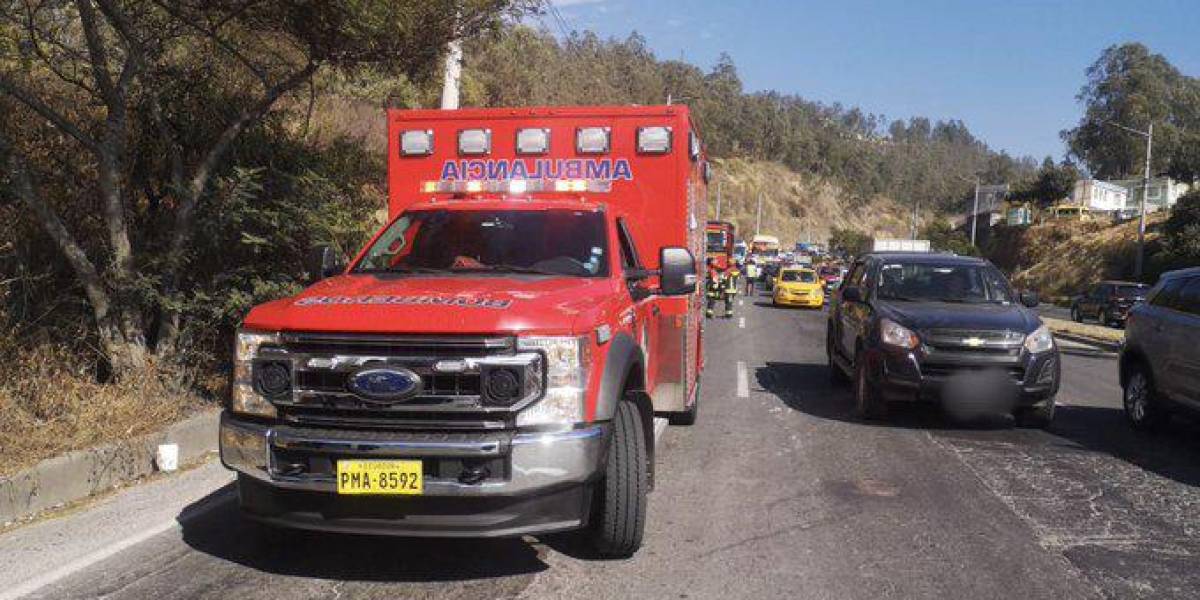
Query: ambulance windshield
355 208 609 278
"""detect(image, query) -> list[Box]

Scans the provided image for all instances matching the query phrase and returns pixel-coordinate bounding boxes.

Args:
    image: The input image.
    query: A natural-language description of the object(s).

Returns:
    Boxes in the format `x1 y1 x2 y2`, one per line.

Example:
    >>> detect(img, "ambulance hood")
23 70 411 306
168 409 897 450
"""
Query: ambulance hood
241 274 618 336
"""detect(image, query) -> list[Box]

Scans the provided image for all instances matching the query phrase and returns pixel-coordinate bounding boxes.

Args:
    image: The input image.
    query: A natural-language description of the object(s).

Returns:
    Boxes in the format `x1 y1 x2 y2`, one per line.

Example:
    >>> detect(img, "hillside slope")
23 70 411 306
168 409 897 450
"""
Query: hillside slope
987 214 1168 300
709 157 920 246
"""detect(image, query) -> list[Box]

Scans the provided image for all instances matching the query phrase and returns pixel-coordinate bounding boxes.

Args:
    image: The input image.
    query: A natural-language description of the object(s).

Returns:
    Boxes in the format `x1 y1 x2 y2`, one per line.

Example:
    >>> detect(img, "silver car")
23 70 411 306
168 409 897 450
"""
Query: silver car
1119 267 1200 429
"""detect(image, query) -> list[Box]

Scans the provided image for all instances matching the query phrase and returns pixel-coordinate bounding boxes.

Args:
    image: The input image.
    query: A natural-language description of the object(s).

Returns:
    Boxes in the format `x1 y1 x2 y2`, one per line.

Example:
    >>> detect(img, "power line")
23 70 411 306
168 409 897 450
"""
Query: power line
546 4 572 38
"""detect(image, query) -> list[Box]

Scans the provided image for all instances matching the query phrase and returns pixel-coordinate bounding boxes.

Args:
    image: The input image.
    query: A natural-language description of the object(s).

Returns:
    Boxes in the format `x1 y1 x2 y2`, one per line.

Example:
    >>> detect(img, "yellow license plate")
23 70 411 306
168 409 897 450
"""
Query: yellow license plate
336 459 423 495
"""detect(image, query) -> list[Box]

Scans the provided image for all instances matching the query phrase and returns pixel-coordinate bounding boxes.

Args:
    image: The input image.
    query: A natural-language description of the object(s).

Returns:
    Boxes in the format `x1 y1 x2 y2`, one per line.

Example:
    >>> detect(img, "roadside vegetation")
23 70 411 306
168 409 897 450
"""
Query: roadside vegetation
0 6 1196 471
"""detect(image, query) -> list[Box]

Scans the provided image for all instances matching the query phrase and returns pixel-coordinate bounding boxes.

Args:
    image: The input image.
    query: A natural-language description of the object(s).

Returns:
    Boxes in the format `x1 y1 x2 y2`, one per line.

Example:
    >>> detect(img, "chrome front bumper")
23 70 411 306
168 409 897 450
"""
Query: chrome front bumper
219 412 609 497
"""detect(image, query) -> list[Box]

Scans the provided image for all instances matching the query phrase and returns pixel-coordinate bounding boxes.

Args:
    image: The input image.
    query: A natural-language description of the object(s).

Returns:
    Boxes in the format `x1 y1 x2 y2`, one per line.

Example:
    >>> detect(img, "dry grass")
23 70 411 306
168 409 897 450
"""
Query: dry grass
1004 214 1168 300
710 157 920 245
0 339 208 478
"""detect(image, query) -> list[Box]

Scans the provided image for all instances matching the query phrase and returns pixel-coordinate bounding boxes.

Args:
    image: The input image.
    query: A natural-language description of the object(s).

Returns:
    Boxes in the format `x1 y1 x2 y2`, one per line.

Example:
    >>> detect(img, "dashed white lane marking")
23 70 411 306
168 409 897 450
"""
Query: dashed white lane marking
0 488 235 600
737 361 749 398
738 317 746 328
738 299 744 307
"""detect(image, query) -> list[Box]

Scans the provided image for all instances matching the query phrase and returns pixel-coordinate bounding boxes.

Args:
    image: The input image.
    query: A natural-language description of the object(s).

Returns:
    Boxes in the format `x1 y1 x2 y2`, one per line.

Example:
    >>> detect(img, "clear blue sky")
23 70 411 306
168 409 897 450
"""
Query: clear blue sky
546 0 1200 161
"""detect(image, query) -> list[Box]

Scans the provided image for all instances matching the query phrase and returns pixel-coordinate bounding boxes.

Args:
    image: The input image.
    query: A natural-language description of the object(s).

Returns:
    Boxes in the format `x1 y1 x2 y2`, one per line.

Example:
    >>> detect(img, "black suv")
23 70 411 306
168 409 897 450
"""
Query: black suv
1071 281 1150 327
1119 267 1200 429
826 252 1060 427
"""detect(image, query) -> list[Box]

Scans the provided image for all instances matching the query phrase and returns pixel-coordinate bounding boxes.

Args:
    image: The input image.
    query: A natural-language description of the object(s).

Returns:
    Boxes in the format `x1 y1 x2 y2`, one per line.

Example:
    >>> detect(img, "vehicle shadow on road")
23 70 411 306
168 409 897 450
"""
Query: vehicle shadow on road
755 361 1200 488
178 484 553 582
1044 404 1200 488
755 361 1026 431
753 300 824 311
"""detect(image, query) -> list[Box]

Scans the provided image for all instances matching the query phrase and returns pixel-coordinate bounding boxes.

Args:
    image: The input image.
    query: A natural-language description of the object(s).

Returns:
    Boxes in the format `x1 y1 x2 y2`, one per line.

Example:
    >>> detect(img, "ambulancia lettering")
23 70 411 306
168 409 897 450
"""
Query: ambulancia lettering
439 158 633 182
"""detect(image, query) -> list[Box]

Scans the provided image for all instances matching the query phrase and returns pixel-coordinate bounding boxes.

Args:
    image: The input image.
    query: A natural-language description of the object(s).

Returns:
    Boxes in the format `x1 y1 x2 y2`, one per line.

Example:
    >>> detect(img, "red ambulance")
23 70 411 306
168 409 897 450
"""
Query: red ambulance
220 105 709 556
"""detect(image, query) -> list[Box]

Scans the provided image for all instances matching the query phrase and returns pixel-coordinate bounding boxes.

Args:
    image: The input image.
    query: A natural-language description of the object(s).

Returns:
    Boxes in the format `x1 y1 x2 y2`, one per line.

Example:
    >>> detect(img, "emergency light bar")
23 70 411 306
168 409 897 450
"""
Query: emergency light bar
421 179 613 194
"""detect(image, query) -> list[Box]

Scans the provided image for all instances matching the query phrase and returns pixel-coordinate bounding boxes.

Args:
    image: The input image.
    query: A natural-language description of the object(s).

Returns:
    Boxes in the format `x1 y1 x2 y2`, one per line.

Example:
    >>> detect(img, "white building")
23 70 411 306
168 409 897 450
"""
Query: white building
1071 179 1128 212
1110 177 1194 213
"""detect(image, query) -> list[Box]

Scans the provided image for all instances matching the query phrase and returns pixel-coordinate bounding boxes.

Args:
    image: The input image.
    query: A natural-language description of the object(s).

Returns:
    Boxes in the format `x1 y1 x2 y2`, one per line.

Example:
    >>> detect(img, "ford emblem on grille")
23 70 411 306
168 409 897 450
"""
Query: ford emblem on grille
347 367 422 402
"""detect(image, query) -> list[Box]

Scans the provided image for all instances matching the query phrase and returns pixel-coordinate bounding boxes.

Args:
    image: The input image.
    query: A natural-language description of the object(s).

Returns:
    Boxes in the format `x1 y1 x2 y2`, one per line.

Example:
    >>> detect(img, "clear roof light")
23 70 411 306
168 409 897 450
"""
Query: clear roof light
400 130 433 156
637 126 672 154
516 128 550 154
576 127 610 154
458 129 491 155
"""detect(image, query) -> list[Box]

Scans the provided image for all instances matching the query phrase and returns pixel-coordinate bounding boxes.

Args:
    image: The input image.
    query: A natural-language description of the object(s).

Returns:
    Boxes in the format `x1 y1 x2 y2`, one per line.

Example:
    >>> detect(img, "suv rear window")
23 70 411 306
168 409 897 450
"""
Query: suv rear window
1114 284 1150 297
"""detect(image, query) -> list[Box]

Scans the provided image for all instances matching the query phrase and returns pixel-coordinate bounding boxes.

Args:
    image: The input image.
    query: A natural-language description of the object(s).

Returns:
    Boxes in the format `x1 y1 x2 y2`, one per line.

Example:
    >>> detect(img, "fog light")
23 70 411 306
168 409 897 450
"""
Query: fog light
1036 356 1058 385
254 361 292 399
483 367 522 406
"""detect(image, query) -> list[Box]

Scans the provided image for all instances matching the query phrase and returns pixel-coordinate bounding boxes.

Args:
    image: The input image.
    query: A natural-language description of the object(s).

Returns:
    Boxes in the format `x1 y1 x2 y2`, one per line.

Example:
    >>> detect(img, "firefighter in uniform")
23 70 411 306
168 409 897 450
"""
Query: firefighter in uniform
705 258 737 318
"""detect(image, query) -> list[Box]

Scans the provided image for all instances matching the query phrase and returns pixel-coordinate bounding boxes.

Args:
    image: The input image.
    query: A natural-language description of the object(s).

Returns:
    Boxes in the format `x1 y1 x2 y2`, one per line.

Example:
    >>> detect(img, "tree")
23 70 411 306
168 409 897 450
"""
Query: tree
1010 158 1079 208
828 227 871 256
1159 189 1200 265
922 218 976 256
1063 43 1200 181
0 0 530 374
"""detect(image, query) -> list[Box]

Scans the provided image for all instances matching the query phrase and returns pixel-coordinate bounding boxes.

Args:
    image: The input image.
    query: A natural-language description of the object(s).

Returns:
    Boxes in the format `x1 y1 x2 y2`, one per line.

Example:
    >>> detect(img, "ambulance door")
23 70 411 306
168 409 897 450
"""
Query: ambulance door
616 219 671 406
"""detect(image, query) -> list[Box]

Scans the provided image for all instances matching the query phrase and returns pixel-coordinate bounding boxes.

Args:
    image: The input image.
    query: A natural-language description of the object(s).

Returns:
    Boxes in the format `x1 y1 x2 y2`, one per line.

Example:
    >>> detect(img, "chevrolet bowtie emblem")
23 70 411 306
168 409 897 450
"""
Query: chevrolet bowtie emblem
963 337 986 347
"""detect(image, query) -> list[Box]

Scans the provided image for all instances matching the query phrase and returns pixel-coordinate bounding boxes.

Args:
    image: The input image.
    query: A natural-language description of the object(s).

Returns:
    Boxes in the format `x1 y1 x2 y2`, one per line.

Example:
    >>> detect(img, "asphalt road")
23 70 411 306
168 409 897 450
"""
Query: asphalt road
6 296 1200 599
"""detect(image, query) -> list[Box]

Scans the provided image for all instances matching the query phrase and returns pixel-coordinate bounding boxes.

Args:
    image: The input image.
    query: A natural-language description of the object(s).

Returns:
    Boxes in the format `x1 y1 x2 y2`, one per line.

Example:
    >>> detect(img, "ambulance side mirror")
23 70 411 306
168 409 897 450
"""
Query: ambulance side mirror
307 244 347 282
659 247 697 296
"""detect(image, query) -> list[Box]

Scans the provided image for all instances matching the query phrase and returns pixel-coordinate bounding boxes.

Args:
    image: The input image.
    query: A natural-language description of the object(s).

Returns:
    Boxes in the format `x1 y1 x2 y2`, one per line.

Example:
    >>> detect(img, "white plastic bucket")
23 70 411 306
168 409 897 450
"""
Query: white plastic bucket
156 443 179 472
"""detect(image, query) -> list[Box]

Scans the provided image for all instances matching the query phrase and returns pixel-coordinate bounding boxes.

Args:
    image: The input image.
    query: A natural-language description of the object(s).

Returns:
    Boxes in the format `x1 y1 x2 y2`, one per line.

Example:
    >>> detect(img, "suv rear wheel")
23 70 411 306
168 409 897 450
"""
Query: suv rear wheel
1071 305 1083 323
1123 365 1167 431
589 399 648 557
827 328 849 385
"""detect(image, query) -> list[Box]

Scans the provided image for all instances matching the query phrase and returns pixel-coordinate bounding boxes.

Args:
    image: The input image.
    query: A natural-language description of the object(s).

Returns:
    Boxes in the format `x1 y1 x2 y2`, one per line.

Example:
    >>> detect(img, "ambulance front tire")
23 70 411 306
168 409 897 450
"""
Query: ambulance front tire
588 399 648 558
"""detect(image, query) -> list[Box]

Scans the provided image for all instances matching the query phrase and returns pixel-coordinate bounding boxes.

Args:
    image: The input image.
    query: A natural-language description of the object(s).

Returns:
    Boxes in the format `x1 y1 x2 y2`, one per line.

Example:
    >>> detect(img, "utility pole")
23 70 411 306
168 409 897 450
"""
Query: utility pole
970 177 981 247
911 199 919 239
1105 120 1153 280
1137 123 1153 280
755 192 763 236
715 181 723 220
440 37 462 110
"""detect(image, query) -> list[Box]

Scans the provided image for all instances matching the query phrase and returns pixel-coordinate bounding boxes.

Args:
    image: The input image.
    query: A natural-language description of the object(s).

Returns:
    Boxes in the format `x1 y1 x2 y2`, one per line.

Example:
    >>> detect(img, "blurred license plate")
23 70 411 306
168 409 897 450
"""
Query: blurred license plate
336 459 423 495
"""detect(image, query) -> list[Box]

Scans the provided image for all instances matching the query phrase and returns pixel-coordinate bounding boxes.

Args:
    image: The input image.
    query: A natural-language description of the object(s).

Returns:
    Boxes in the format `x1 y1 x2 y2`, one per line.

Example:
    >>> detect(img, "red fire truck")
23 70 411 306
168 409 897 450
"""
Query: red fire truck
220 105 708 556
705 220 736 271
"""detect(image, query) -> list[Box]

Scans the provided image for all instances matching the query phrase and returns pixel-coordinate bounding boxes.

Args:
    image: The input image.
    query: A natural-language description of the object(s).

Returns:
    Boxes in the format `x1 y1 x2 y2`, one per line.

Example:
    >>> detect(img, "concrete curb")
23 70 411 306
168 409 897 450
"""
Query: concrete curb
1052 331 1122 353
0 409 220 526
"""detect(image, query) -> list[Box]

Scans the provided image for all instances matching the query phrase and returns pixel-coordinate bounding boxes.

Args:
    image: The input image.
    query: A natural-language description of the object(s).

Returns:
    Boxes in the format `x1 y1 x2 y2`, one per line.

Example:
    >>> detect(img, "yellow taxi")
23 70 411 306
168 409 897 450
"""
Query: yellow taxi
772 267 824 308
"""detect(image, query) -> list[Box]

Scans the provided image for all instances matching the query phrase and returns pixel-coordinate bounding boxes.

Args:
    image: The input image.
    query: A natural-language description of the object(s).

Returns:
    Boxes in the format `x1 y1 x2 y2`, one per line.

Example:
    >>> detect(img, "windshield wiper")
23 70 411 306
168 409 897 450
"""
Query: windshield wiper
455 264 566 276
368 266 453 275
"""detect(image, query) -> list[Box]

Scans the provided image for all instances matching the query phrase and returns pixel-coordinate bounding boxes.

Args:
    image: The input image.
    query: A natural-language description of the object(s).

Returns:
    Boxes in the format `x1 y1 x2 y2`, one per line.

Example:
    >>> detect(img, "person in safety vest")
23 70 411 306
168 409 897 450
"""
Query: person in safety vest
705 258 737 318
744 258 760 296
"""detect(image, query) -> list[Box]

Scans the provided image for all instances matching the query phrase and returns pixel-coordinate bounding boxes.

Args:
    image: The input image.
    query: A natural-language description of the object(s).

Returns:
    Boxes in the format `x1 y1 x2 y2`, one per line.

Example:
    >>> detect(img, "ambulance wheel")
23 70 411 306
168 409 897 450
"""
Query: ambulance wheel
669 380 699 426
589 399 648 558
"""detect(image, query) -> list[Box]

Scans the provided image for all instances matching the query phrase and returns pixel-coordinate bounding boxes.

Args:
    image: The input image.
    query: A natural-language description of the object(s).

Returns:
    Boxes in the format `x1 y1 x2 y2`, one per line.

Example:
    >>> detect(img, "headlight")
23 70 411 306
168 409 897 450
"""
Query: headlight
879 318 919 349
515 336 590 427
1024 324 1054 354
231 330 281 418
